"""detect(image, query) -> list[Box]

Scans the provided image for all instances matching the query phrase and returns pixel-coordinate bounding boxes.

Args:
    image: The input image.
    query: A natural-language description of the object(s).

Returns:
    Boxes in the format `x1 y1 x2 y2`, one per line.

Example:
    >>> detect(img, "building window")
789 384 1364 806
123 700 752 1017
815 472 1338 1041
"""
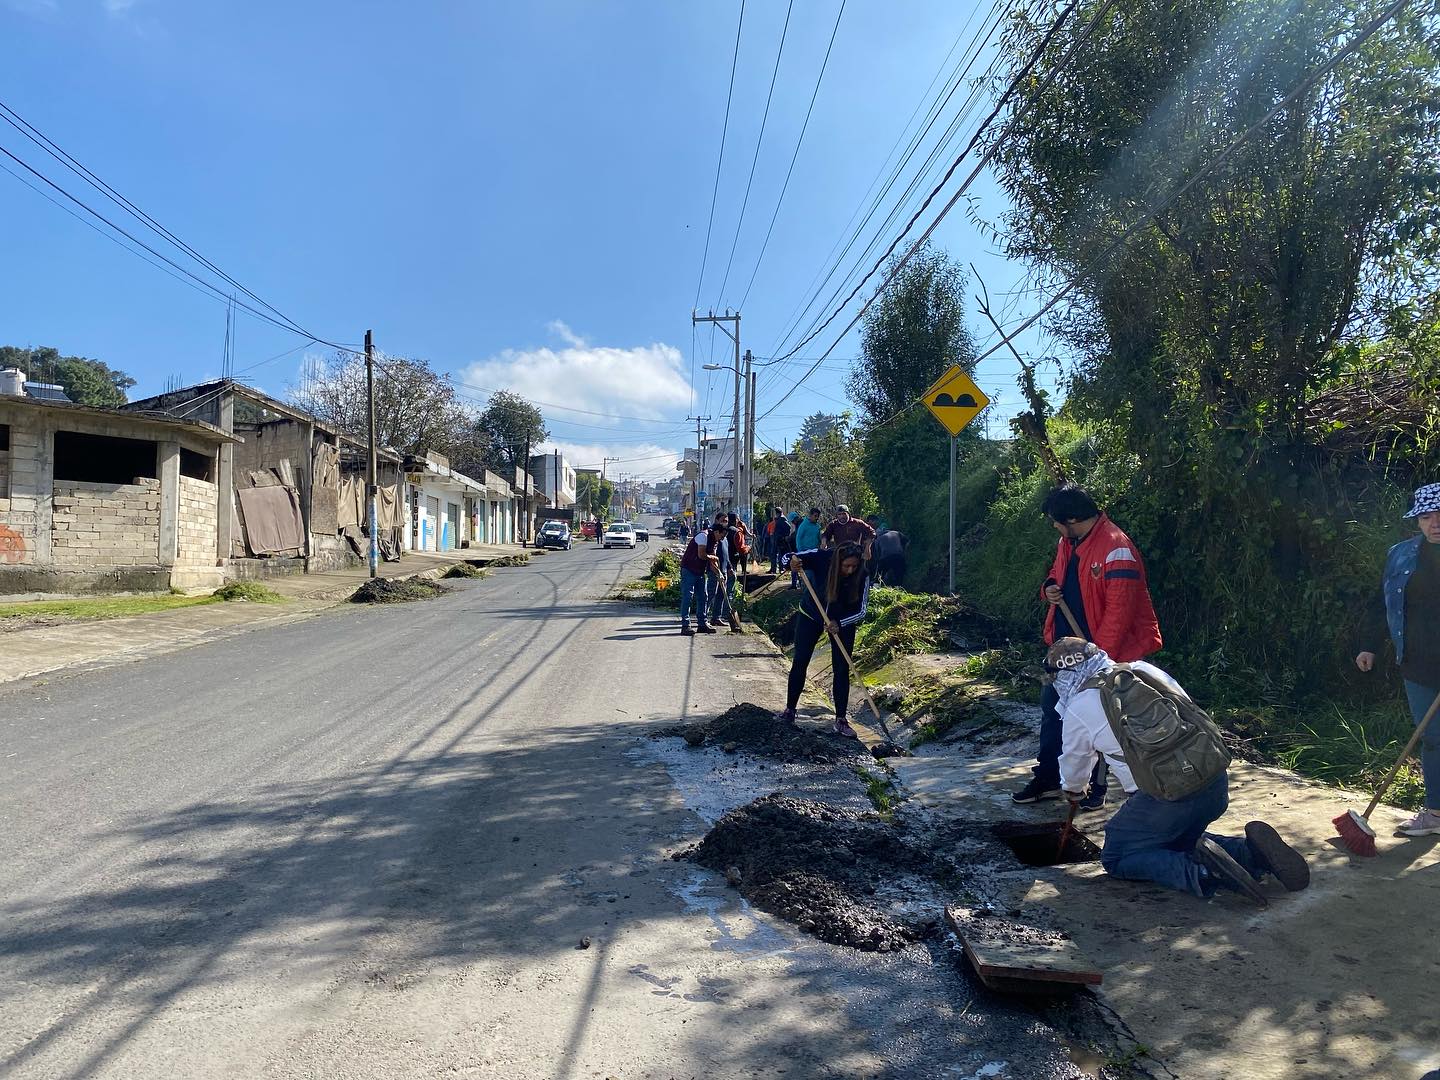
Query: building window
180 448 213 482
0 423 9 451
53 430 158 484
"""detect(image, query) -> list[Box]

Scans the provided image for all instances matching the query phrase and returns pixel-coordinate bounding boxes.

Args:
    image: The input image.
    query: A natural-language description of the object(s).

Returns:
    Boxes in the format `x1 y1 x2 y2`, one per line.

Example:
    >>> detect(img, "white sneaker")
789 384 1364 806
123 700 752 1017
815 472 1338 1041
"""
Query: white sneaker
1395 809 1440 837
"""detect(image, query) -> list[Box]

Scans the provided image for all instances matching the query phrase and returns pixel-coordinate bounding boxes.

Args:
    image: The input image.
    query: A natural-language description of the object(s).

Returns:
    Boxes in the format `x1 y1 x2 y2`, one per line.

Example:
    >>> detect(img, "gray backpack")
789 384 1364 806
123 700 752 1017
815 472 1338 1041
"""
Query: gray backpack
1083 664 1230 801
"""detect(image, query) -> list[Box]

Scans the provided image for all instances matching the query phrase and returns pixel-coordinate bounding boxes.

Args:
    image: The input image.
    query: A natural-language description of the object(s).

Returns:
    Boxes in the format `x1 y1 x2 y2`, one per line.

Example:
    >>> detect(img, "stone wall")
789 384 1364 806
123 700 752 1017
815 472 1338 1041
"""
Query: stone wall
50 479 161 567
178 474 217 566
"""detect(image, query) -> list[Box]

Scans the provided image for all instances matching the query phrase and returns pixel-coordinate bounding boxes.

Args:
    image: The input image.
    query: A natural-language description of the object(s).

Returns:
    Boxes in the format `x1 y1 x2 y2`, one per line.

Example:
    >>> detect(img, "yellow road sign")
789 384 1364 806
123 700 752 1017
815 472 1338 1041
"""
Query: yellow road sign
923 364 990 436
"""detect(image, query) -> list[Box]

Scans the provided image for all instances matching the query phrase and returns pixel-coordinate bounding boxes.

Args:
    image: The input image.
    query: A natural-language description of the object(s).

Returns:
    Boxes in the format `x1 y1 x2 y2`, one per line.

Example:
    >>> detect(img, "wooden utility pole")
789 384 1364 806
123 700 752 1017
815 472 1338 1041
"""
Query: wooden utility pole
365 329 378 578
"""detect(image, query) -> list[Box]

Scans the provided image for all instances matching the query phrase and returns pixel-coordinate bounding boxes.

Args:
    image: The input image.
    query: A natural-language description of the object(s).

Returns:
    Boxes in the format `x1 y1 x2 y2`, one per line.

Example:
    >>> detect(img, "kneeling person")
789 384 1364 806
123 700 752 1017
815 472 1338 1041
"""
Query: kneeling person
1048 638 1309 906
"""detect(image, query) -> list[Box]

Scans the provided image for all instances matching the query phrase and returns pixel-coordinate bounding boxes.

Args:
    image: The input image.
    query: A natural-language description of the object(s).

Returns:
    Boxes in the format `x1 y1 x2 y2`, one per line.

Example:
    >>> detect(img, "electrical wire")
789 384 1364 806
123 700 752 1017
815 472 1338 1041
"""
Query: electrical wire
693 0 747 310
735 0 847 312
713 0 794 309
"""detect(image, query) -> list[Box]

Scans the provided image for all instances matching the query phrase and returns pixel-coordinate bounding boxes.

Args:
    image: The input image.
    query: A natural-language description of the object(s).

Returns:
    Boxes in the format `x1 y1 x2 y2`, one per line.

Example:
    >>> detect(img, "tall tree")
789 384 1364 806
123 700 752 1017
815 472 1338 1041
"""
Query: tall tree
0 345 135 407
796 412 841 451
474 390 548 475
289 350 471 458
755 417 876 519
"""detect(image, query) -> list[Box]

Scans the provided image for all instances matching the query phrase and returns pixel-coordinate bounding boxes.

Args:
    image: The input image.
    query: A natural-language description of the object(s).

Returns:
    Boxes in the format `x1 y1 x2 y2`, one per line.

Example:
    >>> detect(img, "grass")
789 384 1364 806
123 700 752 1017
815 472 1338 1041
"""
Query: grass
855 765 900 817
211 580 284 603
0 593 218 624
1268 698 1427 810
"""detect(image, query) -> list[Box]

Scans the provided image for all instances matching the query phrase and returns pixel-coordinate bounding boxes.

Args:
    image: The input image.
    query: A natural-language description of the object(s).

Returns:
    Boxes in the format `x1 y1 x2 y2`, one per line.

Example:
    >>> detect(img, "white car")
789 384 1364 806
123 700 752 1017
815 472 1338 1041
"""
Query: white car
603 522 637 549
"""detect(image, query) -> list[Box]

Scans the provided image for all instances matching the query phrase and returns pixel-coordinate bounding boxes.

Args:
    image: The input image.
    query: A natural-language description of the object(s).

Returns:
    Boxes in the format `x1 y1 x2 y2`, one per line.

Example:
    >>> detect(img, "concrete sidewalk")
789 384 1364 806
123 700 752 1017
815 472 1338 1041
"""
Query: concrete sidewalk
0 545 541 685
886 699 1440 1080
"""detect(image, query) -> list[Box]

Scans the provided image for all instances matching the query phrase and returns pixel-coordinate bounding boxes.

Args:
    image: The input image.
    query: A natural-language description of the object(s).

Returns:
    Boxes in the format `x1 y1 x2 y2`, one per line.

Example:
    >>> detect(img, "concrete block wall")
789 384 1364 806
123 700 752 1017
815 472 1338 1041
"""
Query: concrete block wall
0 417 41 566
177 475 218 566
50 479 161 567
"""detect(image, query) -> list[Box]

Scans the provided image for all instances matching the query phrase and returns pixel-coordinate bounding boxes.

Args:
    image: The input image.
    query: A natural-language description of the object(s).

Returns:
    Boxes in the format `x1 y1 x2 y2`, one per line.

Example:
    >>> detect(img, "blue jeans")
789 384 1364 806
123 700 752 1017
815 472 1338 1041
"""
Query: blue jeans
1034 683 1108 796
1404 681 1440 809
1101 773 1258 897
679 568 711 628
709 569 733 621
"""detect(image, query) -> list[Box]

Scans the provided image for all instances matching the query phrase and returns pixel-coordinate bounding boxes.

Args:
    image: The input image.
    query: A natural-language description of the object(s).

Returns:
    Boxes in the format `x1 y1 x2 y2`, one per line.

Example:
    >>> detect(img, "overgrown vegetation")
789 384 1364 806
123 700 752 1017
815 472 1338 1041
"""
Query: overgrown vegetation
855 765 900 816
212 580 284 603
0 593 217 626
442 562 490 579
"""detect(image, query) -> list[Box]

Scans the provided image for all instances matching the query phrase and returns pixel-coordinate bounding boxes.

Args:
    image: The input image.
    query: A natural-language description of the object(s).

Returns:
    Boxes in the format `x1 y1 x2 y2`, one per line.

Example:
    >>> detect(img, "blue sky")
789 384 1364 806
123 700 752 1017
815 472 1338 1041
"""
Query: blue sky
2 0 1062 480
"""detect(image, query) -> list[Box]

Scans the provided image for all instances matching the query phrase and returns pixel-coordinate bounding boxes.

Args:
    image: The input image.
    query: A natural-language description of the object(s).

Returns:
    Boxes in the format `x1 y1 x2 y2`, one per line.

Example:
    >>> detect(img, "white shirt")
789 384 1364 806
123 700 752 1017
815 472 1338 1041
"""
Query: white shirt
1057 660 1188 795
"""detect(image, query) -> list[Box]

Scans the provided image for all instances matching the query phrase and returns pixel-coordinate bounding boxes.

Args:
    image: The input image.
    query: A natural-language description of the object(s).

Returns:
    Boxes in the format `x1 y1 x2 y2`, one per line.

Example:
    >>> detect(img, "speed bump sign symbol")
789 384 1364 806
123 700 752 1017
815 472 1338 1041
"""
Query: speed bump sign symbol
923 364 990 436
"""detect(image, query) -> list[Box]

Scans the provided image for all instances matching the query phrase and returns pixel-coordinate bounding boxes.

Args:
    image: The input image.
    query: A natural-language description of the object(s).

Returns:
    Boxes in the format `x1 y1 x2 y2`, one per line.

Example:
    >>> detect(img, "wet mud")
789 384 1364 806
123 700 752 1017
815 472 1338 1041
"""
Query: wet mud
657 703 863 764
681 793 954 952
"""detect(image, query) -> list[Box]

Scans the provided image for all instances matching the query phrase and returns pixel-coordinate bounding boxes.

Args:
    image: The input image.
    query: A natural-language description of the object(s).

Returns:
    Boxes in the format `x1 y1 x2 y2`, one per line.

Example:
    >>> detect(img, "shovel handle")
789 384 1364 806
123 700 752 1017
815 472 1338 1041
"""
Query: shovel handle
1055 596 1085 639
795 561 890 735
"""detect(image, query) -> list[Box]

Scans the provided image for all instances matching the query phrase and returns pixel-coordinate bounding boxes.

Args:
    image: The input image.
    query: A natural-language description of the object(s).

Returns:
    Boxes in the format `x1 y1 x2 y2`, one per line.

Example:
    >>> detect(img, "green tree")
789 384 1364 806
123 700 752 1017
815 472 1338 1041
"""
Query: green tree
474 390 548 475
0 345 135 407
755 417 875 519
796 412 840 451
575 471 614 520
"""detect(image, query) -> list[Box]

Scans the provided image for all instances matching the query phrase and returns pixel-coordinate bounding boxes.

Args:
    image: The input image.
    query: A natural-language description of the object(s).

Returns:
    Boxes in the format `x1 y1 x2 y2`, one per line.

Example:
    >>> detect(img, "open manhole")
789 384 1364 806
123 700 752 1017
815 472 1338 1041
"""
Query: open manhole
992 821 1101 867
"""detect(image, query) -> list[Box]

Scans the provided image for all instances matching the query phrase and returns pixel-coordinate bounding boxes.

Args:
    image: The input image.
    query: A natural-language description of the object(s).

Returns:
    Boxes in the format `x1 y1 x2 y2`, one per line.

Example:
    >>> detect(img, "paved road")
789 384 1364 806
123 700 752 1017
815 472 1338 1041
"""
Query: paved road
0 536 1085 1079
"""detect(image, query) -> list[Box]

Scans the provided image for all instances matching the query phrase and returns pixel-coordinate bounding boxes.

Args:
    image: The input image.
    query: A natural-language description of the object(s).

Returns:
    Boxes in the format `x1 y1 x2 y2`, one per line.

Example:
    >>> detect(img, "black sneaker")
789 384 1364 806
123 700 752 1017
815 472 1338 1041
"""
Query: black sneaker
1244 821 1309 892
697 624 718 634
1074 788 1106 813
1194 838 1268 907
1011 778 1063 804
680 626 695 636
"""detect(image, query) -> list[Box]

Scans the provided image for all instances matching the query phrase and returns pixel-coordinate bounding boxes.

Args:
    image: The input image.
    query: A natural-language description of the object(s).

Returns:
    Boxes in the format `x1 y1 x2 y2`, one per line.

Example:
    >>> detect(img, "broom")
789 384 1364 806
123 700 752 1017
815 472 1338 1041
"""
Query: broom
794 557 900 751
1332 687 1440 857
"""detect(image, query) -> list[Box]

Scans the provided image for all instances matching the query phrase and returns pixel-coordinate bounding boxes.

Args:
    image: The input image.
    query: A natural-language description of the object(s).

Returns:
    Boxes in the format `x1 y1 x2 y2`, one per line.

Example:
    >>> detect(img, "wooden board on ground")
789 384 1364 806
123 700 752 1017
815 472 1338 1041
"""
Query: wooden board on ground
945 906 1102 992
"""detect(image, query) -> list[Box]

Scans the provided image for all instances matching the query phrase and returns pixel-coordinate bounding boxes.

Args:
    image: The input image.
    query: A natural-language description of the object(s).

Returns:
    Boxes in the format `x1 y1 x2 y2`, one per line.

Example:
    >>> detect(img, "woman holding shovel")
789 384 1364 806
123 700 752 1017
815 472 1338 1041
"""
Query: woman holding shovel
1355 483 1440 838
776 541 870 737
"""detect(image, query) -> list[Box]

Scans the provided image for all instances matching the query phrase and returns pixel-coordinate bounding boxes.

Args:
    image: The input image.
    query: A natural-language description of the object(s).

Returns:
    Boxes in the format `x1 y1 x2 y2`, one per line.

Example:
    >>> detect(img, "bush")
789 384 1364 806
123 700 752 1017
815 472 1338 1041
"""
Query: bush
647 549 681 581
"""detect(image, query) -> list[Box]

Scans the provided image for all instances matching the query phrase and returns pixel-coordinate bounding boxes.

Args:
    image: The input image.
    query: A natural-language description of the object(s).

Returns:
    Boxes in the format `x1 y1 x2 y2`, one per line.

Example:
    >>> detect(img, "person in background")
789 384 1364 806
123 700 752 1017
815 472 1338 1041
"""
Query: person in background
777 541 872 738
793 508 822 590
707 511 741 632
873 527 909 587
678 520 690 542
730 511 752 579
1048 638 1308 906
821 504 876 554
678 517 719 635
769 507 792 574
1356 482 1440 837
1013 483 1162 811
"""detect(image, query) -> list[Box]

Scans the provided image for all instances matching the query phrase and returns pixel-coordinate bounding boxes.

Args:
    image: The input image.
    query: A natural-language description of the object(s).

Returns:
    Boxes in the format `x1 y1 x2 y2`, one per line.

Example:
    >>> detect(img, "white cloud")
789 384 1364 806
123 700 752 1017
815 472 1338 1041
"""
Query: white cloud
459 324 694 422
541 440 683 483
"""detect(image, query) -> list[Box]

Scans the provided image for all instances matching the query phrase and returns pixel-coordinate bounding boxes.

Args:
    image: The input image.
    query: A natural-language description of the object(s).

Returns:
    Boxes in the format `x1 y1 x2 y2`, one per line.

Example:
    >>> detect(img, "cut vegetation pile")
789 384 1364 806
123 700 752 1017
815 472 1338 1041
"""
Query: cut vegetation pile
487 553 531 568
684 794 948 952
349 575 448 604
211 581 283 603
657 703 862 764
442 563 490 579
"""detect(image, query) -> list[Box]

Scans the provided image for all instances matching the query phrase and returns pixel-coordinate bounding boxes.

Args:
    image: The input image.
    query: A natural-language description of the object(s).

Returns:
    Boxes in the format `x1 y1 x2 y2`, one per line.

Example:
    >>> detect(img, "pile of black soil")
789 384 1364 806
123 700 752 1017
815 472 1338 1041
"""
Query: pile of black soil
683 793 951 951
349 576 448 604
656 703 860 764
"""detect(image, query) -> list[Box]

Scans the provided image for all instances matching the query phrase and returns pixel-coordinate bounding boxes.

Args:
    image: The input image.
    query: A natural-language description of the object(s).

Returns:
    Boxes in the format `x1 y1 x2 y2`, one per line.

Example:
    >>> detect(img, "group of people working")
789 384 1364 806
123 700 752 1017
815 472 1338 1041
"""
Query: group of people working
750 478 1440 906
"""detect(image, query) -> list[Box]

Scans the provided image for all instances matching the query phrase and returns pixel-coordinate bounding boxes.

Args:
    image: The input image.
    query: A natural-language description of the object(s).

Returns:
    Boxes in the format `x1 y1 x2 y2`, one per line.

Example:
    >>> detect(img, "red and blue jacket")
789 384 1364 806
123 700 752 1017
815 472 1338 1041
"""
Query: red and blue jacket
1041 513 1161 662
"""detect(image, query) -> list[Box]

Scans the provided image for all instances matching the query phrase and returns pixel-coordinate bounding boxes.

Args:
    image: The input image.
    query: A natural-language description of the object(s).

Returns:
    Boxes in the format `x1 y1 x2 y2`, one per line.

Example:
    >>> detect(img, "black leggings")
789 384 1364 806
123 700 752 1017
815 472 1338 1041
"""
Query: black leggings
786 613 858 718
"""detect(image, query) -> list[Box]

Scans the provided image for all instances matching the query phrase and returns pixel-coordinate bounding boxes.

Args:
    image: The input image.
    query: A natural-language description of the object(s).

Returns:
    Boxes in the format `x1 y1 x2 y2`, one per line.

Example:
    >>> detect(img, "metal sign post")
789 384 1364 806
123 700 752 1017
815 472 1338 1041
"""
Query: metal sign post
922 364 991 598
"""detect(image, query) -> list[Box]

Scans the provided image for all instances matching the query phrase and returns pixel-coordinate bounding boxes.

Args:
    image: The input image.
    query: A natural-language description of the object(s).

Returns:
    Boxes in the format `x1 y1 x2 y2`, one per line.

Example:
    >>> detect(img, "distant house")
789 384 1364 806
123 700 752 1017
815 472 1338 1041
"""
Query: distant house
0 369 236 595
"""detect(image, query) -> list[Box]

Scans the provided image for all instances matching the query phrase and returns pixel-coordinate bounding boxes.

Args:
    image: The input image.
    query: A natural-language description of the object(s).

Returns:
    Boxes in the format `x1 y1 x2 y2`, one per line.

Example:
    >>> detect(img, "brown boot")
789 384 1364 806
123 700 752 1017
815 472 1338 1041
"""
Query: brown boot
728 612 742 632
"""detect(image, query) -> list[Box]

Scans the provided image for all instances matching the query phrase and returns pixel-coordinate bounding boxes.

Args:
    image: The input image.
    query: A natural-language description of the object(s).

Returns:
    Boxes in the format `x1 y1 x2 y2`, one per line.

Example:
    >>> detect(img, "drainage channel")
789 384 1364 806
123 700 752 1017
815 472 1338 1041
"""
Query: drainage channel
991 820 1101 867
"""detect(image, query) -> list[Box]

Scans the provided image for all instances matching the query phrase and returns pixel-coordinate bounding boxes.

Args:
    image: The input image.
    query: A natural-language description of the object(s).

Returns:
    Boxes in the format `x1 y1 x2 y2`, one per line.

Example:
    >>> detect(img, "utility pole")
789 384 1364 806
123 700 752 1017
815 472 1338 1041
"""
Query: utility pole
692 310 741 519
364 329 378 579
743 349 755 524
687 414 710 524
521 436 531 547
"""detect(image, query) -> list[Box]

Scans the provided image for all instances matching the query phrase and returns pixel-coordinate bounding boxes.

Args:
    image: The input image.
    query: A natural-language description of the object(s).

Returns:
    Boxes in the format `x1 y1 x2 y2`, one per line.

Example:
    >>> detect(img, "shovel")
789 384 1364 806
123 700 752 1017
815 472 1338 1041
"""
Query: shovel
794 561 900 752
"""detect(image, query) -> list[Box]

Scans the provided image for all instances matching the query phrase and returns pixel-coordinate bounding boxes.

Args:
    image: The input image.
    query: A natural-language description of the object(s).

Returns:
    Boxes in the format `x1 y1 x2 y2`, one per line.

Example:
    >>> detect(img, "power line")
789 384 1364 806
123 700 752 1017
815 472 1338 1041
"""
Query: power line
693 0 747 310
736 0 847 312
713 0 794 308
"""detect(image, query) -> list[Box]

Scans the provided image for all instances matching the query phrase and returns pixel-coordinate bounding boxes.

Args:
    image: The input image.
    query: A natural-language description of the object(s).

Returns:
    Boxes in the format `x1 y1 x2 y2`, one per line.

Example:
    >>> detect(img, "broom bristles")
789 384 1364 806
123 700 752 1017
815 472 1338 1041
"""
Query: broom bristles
1332 809 1378 857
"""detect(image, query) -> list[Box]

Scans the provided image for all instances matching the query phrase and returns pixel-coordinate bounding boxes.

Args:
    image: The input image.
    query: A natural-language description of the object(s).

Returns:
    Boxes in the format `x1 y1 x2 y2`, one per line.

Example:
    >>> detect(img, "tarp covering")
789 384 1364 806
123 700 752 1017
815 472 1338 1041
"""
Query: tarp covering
311 442 341 534
236 485 306 556
337 475 363 529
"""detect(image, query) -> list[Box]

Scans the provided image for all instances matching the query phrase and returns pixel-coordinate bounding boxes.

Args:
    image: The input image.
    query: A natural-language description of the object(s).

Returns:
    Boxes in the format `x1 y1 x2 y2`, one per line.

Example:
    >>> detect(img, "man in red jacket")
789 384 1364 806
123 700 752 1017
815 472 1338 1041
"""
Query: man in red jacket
1012 484 1162 810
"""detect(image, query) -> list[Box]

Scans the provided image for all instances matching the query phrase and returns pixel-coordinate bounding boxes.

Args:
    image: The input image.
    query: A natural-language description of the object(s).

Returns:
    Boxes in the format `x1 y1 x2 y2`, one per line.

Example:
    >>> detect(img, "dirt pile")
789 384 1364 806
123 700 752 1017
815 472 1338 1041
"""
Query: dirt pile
349 576 448 604
487 554 532 568
684 793 950 951
657 703 861 764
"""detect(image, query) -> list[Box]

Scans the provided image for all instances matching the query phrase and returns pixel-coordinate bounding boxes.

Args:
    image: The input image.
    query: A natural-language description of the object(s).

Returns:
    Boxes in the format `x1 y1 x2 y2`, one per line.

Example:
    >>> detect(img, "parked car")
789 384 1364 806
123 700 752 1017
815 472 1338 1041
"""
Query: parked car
580 520 600 540
603 522 637 549
539 521 572 550
634 523 649 542
663 518 681 538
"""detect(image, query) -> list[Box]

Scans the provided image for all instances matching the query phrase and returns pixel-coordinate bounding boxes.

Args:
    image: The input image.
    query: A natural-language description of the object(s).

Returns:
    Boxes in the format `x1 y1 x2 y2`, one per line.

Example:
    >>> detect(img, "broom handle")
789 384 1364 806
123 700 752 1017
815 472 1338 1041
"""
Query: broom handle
796 560 889 733
1362 687 1440 820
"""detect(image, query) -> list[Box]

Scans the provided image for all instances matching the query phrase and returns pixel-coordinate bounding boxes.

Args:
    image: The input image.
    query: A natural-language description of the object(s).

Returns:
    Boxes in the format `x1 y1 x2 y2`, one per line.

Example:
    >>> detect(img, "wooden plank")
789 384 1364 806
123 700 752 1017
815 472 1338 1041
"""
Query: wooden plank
946 906 1102 989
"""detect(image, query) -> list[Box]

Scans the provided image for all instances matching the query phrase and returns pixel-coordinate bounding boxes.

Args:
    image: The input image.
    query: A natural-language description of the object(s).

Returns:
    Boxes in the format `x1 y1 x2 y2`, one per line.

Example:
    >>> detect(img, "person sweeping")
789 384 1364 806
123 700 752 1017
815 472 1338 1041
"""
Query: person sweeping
1345 482 1440 847
776 541 870 738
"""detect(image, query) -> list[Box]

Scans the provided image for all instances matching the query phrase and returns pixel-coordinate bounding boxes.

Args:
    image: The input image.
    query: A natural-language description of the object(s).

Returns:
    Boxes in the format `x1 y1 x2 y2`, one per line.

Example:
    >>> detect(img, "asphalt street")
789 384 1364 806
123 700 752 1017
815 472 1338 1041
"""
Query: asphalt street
0 533 1089 1079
